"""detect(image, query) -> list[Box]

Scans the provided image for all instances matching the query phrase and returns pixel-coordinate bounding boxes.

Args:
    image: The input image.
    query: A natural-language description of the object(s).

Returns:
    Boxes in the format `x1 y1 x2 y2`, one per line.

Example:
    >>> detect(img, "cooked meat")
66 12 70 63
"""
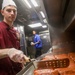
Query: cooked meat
34 69 59 75
34 53 75 75
42 55 55 60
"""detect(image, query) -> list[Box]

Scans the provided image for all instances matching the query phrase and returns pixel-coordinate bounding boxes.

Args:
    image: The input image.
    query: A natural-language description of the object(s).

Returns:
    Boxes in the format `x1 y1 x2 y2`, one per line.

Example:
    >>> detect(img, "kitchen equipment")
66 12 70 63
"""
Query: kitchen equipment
37 58 69 69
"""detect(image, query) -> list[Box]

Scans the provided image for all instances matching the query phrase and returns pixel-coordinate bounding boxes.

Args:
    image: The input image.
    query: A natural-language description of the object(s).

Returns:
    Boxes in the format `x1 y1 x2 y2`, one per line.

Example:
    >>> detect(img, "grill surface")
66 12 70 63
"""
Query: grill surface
17 52 75 75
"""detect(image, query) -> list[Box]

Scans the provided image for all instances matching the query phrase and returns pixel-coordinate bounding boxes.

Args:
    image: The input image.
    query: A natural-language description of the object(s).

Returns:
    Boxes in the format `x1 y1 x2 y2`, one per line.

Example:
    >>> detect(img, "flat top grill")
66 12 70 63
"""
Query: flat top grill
16 52 75 75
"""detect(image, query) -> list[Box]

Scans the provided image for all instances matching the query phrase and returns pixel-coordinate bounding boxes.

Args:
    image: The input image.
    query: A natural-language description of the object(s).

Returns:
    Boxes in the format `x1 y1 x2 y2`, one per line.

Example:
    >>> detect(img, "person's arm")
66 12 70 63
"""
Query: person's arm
0 48 30 64
31 35 41 45
34 41 40 45
0 48 10 59
34 35 41 45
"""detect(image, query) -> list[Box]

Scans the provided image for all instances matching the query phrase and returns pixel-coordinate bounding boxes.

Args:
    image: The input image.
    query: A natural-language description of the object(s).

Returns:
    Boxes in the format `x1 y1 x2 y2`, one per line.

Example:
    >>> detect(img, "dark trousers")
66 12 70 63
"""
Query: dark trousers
35 47 42 58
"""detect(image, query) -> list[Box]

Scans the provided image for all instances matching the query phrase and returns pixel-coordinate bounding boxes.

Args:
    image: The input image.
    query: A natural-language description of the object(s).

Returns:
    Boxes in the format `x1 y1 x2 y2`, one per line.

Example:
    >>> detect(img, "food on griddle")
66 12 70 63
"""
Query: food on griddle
34 69 59 75
34 53 75 75
42 55 55 60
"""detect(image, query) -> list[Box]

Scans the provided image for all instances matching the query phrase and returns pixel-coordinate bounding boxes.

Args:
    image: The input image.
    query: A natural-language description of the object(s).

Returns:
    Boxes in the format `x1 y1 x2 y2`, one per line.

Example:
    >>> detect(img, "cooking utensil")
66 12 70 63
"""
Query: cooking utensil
33 58 70 69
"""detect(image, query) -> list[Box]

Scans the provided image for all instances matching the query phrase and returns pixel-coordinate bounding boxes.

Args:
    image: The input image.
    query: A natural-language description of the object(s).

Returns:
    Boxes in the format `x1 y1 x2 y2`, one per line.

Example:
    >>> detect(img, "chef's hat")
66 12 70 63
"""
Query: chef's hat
2 0 17 9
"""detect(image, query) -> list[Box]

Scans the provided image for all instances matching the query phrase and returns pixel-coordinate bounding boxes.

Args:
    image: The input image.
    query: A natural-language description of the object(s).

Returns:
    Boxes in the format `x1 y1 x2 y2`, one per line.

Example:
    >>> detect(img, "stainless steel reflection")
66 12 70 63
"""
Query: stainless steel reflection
16 62 35 75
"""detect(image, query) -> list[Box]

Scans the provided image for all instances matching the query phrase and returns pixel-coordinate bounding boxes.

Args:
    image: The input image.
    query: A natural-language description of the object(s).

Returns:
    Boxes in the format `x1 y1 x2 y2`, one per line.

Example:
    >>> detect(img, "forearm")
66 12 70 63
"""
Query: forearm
0 48 10 59
34 41 40 45
0 48 30 64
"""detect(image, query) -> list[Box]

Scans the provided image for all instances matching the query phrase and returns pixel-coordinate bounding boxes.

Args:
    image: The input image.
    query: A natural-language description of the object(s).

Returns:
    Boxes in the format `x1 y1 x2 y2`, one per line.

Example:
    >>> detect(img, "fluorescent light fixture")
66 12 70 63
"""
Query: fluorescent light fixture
40 11 45 18
31 0 38 7
28 23 42 28
43 19 47 23
42 25 47 28
24 0 31 8
39 30 49 34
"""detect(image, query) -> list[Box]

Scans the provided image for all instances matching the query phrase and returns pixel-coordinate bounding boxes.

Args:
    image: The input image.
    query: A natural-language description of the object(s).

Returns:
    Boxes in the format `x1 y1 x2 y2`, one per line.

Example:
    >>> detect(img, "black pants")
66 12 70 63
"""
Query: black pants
35 47 42 58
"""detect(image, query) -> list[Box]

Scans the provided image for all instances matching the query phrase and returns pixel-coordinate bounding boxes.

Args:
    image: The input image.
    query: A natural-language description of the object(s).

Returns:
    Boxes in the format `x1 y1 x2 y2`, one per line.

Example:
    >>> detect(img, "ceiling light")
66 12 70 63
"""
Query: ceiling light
39 30 49 34
40 11 45 18
31 0 38 7
24 0 31 8
42 25 47 28
28 23 42 28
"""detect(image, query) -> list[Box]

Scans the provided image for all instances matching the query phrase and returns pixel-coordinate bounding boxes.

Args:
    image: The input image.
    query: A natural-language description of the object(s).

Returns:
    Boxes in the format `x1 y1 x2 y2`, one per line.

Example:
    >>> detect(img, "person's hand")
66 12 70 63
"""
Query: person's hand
7 48 30 64
31 42 35 45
